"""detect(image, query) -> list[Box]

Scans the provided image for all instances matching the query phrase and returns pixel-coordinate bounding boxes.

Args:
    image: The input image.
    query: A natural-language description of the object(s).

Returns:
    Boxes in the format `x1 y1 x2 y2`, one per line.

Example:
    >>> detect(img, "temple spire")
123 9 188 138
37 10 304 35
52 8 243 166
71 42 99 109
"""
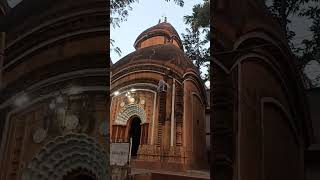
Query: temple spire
159 14 167 23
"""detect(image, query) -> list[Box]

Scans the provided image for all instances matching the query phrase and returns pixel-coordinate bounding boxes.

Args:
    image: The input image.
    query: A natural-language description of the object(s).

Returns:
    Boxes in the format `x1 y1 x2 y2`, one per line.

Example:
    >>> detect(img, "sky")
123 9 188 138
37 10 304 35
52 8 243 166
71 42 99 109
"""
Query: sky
110 0 210 87
111 1 320 87
110 0 204 62
288 2 320 87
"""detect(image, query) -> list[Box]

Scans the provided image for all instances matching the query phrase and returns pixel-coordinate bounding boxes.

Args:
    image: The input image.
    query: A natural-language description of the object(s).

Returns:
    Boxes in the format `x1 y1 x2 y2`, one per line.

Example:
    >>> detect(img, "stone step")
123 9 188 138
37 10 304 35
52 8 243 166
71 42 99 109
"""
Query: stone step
132 172 210 180
130 167 210 180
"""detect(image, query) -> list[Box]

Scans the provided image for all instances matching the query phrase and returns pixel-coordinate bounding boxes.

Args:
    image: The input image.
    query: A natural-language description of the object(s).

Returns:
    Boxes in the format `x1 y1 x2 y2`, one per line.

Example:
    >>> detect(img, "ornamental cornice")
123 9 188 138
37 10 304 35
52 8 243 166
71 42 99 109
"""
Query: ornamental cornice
111 79 159 94
5 12 106 65
6 8 107 48
111 64 184 83
7 0 106 40
0 54 107 103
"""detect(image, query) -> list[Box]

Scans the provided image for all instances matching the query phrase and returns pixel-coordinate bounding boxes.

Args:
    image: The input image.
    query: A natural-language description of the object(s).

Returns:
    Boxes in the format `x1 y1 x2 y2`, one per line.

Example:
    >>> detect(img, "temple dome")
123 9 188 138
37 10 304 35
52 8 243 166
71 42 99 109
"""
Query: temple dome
134 22 183 50
113 22 199 76
113 44 197 74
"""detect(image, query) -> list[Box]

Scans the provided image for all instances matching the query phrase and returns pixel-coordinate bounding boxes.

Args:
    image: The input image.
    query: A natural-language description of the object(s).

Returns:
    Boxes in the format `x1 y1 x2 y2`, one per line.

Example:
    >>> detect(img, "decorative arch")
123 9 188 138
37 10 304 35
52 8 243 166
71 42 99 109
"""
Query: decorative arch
183 73 208 105
0 6 5 16
233 30 286 52
232 36 311 144
192 92 205 107
21 133 109 180
114 103 147 125
260 97 300 144
232 31 291 70
259 97 304 179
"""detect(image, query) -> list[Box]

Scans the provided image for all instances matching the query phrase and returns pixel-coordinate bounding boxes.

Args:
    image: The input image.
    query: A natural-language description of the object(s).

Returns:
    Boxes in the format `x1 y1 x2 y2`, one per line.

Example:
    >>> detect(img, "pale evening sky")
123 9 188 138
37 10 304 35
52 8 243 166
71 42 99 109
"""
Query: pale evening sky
110 0 204 62
110 1 320 87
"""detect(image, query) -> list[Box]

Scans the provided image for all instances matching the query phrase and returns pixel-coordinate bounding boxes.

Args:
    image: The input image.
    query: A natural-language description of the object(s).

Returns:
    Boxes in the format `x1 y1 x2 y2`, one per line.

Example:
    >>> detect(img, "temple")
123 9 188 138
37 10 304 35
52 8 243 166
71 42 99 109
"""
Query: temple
110 21 209 171
0 0 109 179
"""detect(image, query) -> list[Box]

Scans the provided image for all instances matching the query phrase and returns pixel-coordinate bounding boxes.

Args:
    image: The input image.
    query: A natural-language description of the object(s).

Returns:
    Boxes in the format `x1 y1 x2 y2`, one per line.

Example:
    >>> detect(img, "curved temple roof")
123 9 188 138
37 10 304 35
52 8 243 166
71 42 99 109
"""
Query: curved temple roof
113 44 196 72
134 22 183 50
112 22 200 76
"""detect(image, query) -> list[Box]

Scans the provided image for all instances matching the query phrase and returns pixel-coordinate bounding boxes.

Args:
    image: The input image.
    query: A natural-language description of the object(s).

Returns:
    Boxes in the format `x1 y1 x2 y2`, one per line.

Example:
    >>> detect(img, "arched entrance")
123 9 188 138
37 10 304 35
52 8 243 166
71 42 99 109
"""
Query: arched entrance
21 133 109 180
129 117 141 157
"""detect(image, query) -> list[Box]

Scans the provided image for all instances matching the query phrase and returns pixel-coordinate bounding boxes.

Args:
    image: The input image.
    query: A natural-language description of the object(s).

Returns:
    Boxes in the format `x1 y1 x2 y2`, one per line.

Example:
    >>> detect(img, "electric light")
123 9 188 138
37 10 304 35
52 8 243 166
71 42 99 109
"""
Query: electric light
68 86 82 95
49 102 56 109
14 94 29 107
114 91 120 96
56 96 64 103
129 97 135 103
57 107 66 114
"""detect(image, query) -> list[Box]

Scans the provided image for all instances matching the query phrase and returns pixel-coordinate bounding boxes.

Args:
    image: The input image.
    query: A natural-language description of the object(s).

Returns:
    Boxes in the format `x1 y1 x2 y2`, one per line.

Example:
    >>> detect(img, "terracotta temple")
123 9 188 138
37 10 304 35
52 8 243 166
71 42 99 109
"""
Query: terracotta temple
0 0 109 179
110 21 209 171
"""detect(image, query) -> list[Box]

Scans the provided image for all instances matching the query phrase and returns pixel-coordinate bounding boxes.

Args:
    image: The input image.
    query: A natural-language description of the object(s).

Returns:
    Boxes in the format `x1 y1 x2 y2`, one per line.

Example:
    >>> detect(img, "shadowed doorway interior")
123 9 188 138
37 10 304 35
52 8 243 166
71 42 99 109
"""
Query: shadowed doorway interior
63 169 96 180
69 175 94 180
129 117 142 157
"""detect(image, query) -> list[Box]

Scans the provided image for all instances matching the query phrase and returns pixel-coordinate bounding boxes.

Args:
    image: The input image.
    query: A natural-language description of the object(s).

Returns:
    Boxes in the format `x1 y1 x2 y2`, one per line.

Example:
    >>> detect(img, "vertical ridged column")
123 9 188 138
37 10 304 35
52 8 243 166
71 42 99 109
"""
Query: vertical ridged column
175 82 183 147
0 31 4 88
0 106 12 178
211 60 235 180
0 6 7 175
164 77 172 149
157 91 166 147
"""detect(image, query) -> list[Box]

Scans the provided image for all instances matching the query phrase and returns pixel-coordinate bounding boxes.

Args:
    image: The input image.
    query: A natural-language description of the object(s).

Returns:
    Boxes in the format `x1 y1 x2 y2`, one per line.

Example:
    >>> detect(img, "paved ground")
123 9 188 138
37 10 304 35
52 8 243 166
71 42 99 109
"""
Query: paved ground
130 168 210 179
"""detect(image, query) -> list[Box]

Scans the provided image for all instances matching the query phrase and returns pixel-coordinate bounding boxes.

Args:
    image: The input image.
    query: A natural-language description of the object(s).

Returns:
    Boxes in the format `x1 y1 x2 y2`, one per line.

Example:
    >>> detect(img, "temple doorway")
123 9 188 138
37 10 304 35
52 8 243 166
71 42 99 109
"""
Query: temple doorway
129 117 142 157
63 170 96 180
66 175 95 180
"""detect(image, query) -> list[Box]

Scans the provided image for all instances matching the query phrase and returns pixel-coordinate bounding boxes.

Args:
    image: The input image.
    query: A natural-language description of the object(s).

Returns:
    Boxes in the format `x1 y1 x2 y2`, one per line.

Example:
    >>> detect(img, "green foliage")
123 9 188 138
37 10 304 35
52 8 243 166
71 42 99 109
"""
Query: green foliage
182 28 210 82
297 5 320 87
265 0 319 56
182 29 209 65
182 0 320 87
110 0 136 29
266 0 310 44
298 5 320 61
263 1 320 87
182 0 210 84
110 0 184 28
184 0 210 31
164 0 184 7
110 39 122 57
110 0 137 57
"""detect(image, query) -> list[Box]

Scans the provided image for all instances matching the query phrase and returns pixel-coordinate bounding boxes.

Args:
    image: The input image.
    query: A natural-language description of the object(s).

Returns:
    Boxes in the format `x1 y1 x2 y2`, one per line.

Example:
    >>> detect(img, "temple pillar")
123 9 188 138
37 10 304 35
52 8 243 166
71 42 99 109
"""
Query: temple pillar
170 79 176 147
0 32 4 88
157 91 166 148
210 57 236 180
164 77 172 149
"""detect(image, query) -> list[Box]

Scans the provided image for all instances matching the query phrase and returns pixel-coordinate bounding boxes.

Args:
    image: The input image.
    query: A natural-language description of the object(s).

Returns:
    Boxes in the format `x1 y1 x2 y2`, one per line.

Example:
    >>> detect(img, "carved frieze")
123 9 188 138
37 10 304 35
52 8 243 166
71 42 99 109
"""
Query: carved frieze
22 133 109 180
32 128 47 144
114 103 147 125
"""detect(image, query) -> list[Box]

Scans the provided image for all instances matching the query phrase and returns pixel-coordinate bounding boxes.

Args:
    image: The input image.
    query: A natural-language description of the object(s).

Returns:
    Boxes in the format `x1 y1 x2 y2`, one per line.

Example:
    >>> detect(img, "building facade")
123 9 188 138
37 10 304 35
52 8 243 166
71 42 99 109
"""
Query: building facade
0 0 109 180
110 21 208 171
211 0 312 180
305 87 320 180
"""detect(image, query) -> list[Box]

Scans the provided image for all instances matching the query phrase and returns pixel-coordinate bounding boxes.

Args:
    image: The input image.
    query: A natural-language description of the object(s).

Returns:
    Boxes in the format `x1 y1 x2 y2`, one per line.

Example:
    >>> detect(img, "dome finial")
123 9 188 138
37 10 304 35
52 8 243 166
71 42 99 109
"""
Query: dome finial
160 14 167 23
134 19 183 50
